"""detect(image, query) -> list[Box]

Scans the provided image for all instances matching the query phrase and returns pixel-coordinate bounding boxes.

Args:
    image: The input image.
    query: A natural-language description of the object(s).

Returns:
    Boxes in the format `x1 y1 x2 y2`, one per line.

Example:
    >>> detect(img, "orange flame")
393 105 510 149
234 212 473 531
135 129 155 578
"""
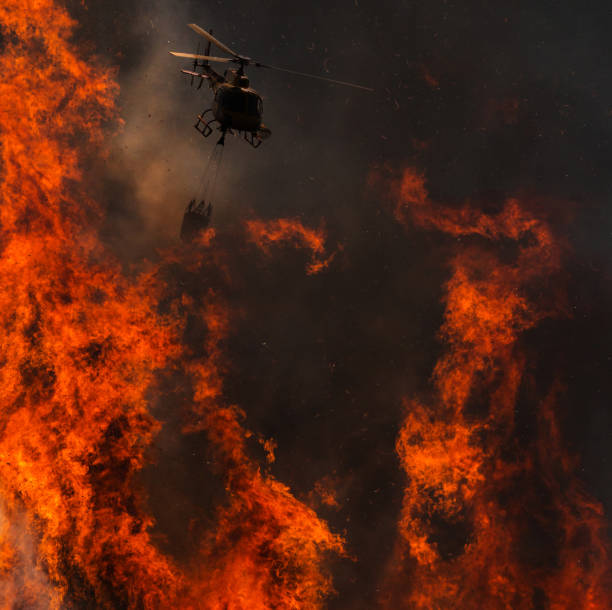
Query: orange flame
309 476 341 510
382 168 612 608
0 1 344 607
245 218 337 274
180 285 346 609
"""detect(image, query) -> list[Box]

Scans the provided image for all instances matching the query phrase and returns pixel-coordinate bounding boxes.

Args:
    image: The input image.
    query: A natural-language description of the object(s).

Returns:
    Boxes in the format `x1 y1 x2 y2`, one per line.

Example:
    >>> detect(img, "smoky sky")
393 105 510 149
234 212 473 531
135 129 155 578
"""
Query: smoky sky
64 1 612 607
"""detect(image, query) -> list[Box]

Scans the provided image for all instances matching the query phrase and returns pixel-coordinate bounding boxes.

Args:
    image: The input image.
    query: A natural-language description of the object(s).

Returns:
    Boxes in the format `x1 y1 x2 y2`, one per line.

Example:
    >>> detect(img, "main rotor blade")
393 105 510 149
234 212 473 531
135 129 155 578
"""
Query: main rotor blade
253 61 374 91
170 51 233 63
187 24 243 59
181 69 211 78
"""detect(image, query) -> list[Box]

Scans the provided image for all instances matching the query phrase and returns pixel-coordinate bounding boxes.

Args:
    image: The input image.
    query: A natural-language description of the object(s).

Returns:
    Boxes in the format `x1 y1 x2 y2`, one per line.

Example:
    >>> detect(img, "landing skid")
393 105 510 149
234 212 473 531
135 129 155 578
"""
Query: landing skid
194 111 266 149
243 131 263 148
194 109 217 137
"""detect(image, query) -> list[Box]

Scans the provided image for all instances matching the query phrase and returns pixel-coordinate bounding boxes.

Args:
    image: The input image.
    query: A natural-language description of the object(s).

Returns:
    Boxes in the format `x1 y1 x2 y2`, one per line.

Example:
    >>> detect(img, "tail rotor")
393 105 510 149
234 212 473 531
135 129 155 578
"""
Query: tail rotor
187 33 213 90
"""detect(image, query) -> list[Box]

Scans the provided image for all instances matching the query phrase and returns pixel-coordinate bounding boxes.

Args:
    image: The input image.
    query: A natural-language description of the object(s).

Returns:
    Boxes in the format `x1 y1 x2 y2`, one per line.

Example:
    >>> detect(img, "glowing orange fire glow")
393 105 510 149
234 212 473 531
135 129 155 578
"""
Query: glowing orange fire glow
0 1 344 607
382 168 612 608
245 218 337 274
181 287 346 609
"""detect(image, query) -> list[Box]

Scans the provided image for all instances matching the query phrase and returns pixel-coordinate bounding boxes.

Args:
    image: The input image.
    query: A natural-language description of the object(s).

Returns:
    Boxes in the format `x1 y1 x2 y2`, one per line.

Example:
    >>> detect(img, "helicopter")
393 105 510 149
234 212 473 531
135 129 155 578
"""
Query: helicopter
170 24 373 148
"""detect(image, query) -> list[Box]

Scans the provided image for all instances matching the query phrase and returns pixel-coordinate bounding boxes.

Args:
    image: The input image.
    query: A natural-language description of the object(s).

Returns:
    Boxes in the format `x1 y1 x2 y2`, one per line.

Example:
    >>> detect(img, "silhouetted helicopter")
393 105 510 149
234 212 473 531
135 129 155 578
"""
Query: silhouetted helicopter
171 24 373 148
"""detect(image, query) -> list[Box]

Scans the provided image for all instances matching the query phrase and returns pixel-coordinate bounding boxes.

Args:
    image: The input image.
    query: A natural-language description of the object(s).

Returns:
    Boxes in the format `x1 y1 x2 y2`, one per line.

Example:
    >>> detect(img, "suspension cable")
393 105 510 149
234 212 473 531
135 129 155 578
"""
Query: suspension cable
193 143 219 201
208 142 224 204
194 141 224 205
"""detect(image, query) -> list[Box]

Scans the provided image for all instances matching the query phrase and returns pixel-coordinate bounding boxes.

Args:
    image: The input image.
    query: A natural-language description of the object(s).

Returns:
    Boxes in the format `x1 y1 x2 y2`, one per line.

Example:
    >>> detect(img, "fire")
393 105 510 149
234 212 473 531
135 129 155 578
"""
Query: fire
5 0 609 606
0 1 343 607
382 168 612 608
309 477 341 510
0 2 186 604
176 277 346 609
245 218 337 274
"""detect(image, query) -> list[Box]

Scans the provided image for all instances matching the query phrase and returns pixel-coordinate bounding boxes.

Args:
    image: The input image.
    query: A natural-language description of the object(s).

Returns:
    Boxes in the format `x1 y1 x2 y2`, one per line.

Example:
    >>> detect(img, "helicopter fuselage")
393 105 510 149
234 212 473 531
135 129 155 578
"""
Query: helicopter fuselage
212 82 263 132
191 66 270 145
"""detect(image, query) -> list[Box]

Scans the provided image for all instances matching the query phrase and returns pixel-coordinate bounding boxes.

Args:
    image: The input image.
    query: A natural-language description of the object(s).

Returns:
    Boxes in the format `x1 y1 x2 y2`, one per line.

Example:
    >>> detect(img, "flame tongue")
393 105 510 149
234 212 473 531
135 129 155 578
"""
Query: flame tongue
383 168 612 608
245 218 337 275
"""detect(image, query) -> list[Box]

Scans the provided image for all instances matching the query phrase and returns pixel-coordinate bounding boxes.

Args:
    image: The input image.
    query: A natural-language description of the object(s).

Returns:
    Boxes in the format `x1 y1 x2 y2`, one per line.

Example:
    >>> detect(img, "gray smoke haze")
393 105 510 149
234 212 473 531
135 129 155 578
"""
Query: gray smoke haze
0 504 60 608
92 0 388 250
